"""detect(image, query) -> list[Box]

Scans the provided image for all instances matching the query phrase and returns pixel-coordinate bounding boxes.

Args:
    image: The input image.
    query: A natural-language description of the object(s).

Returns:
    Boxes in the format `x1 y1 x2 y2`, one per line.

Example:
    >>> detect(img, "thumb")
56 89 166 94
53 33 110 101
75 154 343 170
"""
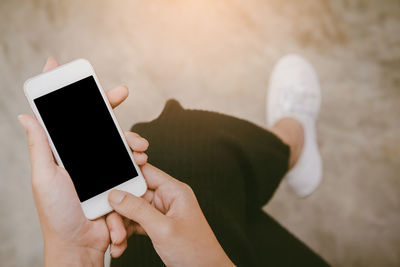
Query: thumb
18 114 56 173
108 190 168 236
42 57 59 72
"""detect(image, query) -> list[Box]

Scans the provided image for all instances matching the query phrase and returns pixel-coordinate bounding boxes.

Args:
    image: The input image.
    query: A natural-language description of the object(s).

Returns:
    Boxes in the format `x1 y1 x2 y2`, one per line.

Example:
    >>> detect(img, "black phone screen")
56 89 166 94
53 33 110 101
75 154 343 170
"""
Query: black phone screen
34 76 138 202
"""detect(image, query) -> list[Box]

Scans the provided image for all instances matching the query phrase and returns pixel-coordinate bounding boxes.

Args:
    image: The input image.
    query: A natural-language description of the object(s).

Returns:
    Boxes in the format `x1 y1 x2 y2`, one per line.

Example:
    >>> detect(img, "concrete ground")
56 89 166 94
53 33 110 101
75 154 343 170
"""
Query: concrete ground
1 0 399 266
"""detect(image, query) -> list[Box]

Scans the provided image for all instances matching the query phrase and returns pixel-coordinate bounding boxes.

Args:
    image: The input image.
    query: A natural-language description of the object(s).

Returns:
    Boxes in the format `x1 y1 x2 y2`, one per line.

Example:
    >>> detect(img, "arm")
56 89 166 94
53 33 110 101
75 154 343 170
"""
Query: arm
19 58 149 266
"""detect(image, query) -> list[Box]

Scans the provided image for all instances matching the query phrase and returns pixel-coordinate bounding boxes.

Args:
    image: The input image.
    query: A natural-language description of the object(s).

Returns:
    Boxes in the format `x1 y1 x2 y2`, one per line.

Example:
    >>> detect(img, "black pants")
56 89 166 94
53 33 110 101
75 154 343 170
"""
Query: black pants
112 100 328 267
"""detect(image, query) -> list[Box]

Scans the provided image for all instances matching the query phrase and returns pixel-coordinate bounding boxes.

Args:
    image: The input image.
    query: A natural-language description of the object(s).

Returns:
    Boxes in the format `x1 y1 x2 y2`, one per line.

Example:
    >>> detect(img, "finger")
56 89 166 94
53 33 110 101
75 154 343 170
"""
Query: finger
42 57 59 72
142 189 154 203
126 222 147 236
18 114 56 173
121 216 147 237
133 152 148 165
108 190 168 236
122 217 131 228
106 212 127 245
140 163 175 190
110 239 127 258
106 85 129 108
125 131 149 152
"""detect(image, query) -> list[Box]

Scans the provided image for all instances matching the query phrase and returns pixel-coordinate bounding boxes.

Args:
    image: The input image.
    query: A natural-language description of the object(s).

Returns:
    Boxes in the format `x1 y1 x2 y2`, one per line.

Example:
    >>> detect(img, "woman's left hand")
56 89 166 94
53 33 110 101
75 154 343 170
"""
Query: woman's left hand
19 58 149 266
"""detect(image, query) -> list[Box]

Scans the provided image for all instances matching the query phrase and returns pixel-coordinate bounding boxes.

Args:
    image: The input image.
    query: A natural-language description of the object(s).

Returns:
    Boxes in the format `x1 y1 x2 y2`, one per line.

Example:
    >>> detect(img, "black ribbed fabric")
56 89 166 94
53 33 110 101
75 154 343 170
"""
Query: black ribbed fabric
111 99 328 267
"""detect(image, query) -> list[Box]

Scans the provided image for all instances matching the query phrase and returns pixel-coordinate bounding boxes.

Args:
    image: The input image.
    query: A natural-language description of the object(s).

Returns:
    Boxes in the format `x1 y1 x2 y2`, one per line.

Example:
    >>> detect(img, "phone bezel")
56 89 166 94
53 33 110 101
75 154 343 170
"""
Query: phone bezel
23 59 147 220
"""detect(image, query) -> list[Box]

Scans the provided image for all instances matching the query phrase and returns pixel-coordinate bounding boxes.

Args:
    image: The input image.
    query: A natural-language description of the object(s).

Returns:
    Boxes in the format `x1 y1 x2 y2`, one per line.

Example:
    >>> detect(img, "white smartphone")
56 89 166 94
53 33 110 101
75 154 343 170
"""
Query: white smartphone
23 59 147 220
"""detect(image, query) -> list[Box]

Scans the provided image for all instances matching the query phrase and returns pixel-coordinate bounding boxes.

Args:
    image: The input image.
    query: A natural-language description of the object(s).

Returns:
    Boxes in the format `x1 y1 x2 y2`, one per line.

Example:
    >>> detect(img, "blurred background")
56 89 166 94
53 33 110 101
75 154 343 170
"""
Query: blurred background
1 0 399 266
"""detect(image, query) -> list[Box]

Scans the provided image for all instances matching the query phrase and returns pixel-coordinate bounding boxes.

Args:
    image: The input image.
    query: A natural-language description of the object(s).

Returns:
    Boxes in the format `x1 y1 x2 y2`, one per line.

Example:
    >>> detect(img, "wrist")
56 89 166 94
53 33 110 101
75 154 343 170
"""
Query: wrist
214 253 235 267
203 245 235 267
44 241 104 267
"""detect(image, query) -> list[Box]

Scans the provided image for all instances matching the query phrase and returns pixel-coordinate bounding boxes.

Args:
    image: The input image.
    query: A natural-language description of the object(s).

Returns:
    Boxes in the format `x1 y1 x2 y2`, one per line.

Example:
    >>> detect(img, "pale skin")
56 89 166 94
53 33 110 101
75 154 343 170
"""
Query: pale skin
19 58 234 266
270 118 304 169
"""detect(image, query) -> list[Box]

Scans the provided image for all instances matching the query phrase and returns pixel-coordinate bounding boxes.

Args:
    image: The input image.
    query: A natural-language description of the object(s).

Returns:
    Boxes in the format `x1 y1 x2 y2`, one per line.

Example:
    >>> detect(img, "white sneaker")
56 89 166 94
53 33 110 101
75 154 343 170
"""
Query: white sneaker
266 54 322 197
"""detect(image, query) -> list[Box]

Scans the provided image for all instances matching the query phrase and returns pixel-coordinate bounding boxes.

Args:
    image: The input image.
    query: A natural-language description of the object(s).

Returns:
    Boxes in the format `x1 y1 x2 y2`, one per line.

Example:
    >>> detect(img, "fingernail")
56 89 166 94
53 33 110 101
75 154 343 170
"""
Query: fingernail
142 138 149 147
109 246 113 256
17 114 24 122
109 190 126 204
17 115 27 128
110 231 117 245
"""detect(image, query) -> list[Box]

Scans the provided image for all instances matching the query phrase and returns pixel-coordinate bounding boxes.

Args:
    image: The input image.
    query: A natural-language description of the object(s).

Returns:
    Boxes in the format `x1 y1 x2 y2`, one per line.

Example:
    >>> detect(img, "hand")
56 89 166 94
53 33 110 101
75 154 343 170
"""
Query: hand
18 58 149 267
107 164 234 266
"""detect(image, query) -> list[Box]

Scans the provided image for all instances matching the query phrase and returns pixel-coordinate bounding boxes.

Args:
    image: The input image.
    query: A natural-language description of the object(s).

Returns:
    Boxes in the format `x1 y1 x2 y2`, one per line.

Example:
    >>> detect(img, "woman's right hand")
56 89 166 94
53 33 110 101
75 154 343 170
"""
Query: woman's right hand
107 163 234 266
